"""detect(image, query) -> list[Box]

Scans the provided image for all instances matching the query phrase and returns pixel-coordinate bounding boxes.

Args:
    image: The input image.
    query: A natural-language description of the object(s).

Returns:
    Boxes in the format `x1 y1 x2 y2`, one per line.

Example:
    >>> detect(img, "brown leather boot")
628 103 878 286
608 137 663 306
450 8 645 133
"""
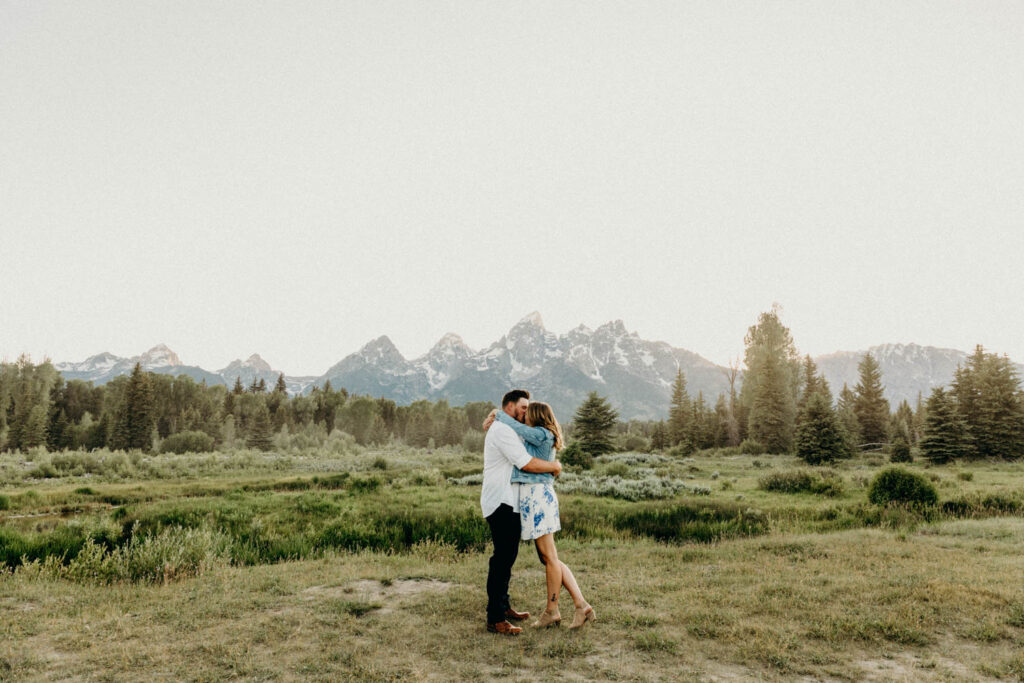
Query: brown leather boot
505 607 530 621
487 620 522 635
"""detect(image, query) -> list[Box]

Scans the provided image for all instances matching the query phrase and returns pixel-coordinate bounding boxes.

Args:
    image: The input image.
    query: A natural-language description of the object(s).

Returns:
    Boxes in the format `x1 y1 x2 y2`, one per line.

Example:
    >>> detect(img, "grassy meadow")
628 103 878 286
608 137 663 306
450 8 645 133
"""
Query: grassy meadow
2 444 1024 681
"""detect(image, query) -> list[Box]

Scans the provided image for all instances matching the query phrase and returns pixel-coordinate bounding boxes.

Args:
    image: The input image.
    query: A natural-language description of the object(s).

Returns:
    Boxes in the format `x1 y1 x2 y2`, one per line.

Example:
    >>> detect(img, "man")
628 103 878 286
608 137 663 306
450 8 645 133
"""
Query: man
482 388 563 635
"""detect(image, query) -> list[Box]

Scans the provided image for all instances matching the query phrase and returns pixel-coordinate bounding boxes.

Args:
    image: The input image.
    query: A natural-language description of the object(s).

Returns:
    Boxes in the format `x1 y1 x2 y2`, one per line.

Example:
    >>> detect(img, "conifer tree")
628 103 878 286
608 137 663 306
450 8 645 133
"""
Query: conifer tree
22 404 49 449
245 403 274 451
952 346 1024 459
749 352 794 453
853 353 890 446
47 408 71 450
232 377 244 395
891 400 916 445
795 392 846 464
112 363 154 450
912 391 927 445
650 421 669 451
920 387 971 463
836 384 861 456
741 307 800 454
667 369 692 452
691 392 714 451
274 373 287 394
572 391 619 458
713 394 739 448
405 411 433 448
798 355 830 408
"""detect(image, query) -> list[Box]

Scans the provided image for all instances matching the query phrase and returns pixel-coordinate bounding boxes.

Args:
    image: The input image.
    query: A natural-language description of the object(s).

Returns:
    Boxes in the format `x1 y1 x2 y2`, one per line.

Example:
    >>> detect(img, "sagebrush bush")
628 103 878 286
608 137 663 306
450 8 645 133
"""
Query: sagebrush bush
461 429 484 453
739 439 766 455
556 472 689 501
160 430 216 454
759 469 845 497
868 467 938 506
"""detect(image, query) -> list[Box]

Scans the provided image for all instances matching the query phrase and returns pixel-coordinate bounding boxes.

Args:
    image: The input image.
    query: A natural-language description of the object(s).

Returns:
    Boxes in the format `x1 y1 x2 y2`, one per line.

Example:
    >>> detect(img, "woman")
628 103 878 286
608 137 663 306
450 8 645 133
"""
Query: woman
486 402 596 629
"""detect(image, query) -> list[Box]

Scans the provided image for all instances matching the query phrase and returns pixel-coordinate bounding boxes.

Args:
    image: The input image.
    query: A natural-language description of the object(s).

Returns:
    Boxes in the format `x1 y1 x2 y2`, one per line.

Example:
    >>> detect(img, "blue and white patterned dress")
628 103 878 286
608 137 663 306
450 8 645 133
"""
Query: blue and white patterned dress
492 411 562 541
519 482 561 540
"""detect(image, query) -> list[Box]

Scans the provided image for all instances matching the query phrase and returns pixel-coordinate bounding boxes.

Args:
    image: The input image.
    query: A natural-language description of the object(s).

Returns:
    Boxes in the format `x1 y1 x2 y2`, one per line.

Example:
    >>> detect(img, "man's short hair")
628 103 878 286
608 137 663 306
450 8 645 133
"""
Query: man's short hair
502 389 530 407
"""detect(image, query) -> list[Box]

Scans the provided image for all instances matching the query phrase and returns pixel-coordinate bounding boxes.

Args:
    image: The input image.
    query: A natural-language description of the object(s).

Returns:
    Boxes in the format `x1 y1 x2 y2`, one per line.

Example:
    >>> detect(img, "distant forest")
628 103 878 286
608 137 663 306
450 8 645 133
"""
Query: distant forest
3 308 1022 464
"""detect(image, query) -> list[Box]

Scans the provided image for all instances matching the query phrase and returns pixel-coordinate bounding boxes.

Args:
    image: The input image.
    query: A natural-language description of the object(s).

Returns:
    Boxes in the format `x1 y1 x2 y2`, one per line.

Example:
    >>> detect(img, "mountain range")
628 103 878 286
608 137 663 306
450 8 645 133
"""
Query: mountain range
52 314 1022 420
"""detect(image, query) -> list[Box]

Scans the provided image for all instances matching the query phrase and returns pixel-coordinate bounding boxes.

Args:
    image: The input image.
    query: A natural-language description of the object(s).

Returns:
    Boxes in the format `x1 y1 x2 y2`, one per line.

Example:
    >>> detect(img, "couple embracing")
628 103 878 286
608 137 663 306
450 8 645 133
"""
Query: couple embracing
480 389 595 635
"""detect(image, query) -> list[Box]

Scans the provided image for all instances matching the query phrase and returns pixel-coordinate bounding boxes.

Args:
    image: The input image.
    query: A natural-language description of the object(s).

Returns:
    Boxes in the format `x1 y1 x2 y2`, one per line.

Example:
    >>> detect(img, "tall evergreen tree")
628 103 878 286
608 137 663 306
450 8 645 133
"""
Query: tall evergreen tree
798 355 831 408
713 394 739 448
274 373 287 395
112 363 154 450
690 392 715 451
740 307 799 454
853 353 890 446
952 346 1024 459
667 369 692 452
232 377 244 395
795 392 846 464
572 391 619 458
650 421 669 450
245 403 274 451
920 387 971 463
891 400 915 445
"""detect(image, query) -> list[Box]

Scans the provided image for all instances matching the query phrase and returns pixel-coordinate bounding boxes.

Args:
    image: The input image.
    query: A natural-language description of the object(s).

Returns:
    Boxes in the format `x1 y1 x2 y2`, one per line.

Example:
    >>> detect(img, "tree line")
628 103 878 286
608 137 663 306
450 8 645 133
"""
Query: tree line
606 306 1024 465
4 308 1023 464
0 358 496 454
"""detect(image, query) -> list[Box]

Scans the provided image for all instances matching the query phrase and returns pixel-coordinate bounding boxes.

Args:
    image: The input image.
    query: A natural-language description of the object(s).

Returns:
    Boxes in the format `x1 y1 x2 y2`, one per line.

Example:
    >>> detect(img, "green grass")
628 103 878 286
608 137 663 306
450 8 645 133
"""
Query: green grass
1 446 1023 679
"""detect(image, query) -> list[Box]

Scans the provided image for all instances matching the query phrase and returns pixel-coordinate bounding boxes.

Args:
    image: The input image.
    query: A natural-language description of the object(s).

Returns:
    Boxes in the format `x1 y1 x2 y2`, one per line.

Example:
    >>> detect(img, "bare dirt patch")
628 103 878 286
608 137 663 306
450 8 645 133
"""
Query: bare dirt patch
301 578 454 615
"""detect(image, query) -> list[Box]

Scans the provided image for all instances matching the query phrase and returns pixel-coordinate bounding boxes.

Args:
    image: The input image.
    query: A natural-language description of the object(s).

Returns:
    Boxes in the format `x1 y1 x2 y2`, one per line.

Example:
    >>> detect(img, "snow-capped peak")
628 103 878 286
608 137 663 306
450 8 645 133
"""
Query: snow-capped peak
359 336 406 363
436 332 469 349
243 353 272 371
518 311 545 328
139 344 182 368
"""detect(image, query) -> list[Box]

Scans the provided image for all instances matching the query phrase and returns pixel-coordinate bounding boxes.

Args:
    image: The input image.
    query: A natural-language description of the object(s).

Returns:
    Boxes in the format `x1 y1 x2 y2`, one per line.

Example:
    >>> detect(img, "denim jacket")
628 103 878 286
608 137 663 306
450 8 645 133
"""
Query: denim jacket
496 411 556 486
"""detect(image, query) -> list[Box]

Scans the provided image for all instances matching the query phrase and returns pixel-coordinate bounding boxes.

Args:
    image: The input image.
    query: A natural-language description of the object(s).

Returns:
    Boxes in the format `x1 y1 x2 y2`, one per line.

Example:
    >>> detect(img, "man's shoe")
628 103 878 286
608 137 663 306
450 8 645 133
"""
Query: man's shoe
486 620 522 636
505 607 530 621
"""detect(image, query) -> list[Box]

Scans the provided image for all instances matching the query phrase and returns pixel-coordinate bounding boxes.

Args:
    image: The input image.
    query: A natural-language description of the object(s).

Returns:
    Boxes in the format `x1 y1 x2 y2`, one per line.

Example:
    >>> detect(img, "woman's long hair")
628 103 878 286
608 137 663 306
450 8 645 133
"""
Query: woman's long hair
525 402 563 451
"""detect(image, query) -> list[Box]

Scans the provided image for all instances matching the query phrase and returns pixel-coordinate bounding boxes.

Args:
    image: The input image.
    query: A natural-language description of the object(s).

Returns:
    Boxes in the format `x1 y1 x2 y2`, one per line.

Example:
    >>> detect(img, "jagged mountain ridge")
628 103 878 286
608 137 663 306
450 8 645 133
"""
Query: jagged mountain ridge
51 319 1023 420
55 347 317 396
315 314 731 418
815 343 1024 407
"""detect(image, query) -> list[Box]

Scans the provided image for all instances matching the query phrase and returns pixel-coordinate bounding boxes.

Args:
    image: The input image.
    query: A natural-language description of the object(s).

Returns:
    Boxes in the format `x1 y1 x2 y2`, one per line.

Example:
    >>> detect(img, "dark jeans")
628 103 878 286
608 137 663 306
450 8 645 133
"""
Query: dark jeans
485 504 521 623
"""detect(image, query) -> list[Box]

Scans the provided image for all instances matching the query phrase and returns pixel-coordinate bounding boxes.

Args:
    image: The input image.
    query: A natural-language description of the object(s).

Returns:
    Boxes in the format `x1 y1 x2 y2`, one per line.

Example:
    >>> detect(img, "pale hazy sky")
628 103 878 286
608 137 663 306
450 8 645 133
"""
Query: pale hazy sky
2 1 1022 375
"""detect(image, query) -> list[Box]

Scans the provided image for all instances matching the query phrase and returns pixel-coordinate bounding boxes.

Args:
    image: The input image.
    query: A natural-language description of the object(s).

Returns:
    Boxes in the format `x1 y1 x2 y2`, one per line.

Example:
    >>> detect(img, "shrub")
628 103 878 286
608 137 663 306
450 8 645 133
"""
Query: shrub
0 495 9 511
560 442 593 470
740 439 766 455
160 431 216 455
461 429 484 453
760 470 814 493
889 438 912 463
759 469 845 497
28 462 59 479
612 502 768 543
957 471 974 482
868 467 938 506
555 472 690 501
602 462 630 477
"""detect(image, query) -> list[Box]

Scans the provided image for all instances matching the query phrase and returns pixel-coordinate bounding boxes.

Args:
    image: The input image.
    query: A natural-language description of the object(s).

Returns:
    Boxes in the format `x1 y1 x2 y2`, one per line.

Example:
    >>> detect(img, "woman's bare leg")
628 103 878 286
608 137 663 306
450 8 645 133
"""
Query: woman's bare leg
559 561 588 609
535 541 587 609
533 534 562 617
